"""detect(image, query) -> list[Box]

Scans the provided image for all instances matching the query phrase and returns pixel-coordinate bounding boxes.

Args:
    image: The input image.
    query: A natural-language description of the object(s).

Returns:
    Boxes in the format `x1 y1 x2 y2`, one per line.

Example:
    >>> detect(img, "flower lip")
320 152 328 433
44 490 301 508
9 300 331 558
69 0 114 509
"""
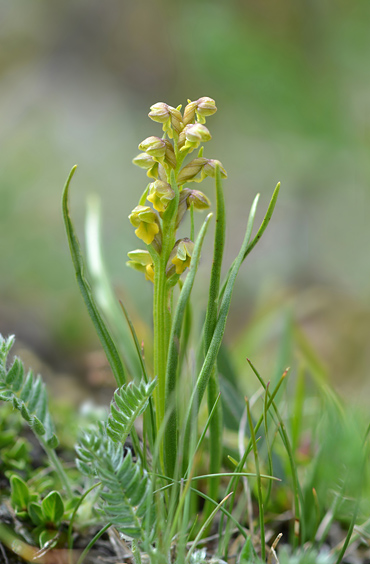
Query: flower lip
128 205 160 245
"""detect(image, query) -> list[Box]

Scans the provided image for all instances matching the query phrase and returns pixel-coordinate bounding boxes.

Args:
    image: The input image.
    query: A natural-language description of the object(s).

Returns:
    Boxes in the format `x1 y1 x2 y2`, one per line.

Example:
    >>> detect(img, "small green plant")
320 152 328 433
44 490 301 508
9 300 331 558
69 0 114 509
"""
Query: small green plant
10 474 66 547
1 97 368 563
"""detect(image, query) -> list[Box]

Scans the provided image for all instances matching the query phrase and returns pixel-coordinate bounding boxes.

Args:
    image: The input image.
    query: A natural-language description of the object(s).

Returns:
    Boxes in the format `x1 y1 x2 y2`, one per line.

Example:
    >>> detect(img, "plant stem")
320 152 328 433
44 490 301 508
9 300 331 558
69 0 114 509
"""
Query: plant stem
75 523 111 564
41 441 73 499
153 171 179 466
68 482 102 553
202 167 225 524
246 397 265 561
154 263 168 430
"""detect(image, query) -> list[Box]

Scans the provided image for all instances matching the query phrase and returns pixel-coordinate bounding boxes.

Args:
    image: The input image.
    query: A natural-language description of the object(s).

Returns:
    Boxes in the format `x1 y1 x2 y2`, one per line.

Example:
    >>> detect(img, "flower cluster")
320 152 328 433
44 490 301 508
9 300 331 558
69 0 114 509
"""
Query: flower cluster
127 97 227 283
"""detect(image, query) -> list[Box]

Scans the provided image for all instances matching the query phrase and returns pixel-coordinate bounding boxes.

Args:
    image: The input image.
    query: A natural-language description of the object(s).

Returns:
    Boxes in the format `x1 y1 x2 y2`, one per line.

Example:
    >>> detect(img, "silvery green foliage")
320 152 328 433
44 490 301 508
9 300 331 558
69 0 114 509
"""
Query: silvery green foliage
76 425 155 540
278 547 335 564
107 378 156 443
0 335 58 448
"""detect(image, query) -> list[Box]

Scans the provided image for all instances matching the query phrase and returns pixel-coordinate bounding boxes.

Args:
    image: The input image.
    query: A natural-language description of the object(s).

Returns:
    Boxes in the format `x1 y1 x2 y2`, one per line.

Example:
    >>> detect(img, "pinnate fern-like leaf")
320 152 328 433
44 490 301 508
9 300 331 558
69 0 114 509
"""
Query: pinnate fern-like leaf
0 335 58 448
107 378 157 443
76 425 155 539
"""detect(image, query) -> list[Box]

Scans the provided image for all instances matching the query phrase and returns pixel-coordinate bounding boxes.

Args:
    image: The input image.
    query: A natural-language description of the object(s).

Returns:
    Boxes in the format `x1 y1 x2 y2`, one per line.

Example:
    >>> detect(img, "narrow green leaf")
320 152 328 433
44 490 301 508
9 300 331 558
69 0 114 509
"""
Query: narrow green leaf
203 165 226 519
164 212 213 477
85 196 141 380
242 181 280 261
42 491 64 526
204 164 226 350
239 536 258 564
62 166 126 388
183 196 259 467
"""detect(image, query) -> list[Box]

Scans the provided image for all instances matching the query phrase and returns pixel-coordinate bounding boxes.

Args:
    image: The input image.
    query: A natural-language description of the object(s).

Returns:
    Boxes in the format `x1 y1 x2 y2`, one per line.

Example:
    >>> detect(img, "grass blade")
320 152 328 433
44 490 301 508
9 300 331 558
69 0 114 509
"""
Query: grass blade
246 397 265 560
164 212 213 477
203 165 226 520
62 166 127 388
182 196 259 471
85 194 142 380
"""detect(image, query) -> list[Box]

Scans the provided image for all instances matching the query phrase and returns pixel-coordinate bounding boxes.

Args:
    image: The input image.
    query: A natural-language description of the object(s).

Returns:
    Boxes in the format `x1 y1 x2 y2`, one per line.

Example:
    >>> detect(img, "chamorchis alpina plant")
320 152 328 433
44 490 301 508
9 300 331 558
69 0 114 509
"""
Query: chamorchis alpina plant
6 98 365 563
60 96 281 561
0 97 283 562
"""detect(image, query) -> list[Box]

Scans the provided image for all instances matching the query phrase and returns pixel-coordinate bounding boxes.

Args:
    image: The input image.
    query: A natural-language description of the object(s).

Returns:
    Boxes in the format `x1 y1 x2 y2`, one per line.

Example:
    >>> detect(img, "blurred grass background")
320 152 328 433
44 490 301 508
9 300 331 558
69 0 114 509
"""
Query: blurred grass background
1 0 369 398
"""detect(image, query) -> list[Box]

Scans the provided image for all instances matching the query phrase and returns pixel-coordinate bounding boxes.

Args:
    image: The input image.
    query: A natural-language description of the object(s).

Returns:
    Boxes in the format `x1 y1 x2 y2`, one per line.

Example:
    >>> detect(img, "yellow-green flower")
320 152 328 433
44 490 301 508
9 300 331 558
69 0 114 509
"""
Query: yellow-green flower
177 158 208 185
175 188 210 228
148 103 184 138
179 124 211 153
187 189 210 210
201 159 227 180
147 180 175 213
126 250 154 282
166 238 195 276
132 153 160 179
168 106 184 136
195 97 217 123
138 136 166 159
164 139 177 169
148 102 170 124
183 97 217 125
183 100 198 126
129 205 160 245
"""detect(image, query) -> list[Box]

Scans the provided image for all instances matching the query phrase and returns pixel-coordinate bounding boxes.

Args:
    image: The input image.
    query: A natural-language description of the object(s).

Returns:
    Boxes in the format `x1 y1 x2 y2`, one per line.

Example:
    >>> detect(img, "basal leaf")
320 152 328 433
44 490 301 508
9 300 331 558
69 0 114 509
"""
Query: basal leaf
42 491 64 526
62 166 127 388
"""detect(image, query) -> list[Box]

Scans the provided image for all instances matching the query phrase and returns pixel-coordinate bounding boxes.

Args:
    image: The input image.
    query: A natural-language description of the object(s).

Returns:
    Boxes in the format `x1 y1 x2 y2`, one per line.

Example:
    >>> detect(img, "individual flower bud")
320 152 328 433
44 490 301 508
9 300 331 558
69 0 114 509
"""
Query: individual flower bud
179 124 212 153
148 102 170 124
157 163 168 182
168 106 184 136
126 250 154 282
138 136 166 159
176 188 191 228
185 123 211 143
129 205 160 245
166 238 195 277
132 152 156 170
177 157 208 184
202 159 228 180
147 180 175 212
196 97 217 123
183 100 198 126
164 139 177 169
187 189 211 210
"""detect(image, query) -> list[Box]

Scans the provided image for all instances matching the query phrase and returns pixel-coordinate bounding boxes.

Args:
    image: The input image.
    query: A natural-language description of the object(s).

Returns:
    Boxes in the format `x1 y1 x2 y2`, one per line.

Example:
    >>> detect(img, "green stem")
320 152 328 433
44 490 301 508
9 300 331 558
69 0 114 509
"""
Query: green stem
164 214 213 478
248 359 304 546
68 482 102 553
246 398 265 561
41 441 73 499
154 264 168 430
153 170 179 460
203 165 226 520
75 522 111 564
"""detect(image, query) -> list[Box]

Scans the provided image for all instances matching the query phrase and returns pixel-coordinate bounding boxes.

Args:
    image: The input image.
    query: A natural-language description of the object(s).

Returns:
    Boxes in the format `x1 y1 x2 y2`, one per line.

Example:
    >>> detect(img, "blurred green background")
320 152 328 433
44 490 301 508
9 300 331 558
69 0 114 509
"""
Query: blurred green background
1 0 369 397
